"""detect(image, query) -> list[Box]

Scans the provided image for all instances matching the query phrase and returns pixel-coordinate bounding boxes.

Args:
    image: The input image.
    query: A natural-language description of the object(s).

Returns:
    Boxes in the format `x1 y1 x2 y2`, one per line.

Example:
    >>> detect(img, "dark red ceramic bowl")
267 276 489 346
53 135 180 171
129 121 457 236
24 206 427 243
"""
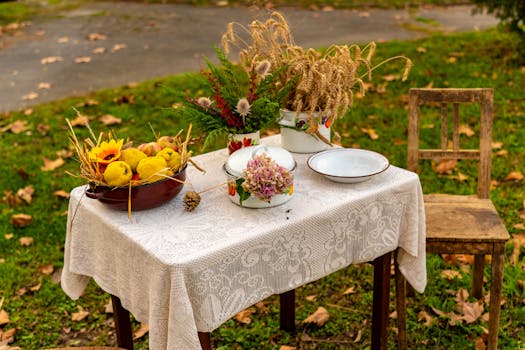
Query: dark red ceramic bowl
85 166 186 211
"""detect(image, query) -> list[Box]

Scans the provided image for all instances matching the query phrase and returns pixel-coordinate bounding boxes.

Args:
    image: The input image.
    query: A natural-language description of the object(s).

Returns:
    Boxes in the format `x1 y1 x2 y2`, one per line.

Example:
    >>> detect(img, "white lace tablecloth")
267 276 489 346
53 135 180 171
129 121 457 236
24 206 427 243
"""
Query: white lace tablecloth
62 135 426 350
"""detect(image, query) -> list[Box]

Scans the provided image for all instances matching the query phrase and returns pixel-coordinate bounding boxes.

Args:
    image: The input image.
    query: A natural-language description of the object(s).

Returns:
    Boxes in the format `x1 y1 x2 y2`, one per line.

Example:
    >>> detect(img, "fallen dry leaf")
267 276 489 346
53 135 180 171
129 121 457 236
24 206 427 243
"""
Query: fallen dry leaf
29 278 42 292
358 11 370 17
0 309 9 326
21 92 38 100
509 234 525 265
99 114 122 125
39 264 54 275
74 56 91 63
19 236 34 246
460 300 484 324
4 234 13 240
514 223 525 230
40 56 63 64
343 286 357 295
70 114 90 127
2 191 21 207
36 123 50 135
53 190 70 199
111 43 127 52
255 301 269 314
305 295 317 302
93 47 106 54
1 120 29 134
71 306 89 321
24 108 33 116
41 157 64 171
441 269 462 280
1 327 16 342
133 323 149 340
475 337 486 350
37 82 51 90
495 149 508 157
417 46 427 53
16 185 34 204
491 141 503 149
458 124 475 137
104 299 113 314
279 346 296 350
57 36 69 43
303 306 329 326
10 214 32 228
88 33 106 41
505 171 524 181
434 159 457 174
234 307 255 325
418 310 434 326
56 149 73 158
353 329 363 343
361 127 379 140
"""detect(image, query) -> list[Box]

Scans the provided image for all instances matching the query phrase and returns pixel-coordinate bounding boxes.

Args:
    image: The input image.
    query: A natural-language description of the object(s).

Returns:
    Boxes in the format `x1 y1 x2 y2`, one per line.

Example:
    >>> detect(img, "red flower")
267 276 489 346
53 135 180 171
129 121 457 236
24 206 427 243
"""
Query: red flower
242 137 252 147
228 140 243 154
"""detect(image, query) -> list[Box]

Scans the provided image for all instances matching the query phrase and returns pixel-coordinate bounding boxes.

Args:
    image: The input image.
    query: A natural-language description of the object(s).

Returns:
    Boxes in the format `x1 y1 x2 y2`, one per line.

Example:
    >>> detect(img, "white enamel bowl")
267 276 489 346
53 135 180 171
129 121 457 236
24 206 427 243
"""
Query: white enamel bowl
307 148 389 183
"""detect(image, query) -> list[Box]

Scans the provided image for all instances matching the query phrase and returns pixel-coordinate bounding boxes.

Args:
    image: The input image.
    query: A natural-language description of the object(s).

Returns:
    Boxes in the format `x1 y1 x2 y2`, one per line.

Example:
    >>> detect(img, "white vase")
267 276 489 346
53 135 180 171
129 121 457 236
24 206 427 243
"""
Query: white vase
227 130 260 155
278 110 331 153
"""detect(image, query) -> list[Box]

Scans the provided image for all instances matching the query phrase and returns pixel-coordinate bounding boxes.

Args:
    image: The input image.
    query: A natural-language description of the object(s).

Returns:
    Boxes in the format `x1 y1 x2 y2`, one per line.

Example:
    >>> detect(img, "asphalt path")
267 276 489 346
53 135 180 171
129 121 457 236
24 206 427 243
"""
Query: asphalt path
0 2 498 113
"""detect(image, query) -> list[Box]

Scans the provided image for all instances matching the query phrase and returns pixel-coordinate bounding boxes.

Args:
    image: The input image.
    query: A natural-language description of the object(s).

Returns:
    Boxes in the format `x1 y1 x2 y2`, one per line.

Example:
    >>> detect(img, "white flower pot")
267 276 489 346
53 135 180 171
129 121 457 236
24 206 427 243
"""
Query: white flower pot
278 110 331 153
223 145 295 208
227 130 260 155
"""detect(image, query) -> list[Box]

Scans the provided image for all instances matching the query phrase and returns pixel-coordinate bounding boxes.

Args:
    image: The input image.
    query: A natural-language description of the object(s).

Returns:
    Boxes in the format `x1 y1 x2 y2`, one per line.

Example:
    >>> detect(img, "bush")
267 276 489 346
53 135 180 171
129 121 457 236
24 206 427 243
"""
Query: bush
472 0 525 59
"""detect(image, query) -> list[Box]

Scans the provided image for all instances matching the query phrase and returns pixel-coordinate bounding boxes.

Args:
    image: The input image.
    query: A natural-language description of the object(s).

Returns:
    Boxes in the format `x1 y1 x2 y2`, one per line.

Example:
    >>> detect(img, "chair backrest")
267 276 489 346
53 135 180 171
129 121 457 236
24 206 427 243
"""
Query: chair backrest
408 88 494 199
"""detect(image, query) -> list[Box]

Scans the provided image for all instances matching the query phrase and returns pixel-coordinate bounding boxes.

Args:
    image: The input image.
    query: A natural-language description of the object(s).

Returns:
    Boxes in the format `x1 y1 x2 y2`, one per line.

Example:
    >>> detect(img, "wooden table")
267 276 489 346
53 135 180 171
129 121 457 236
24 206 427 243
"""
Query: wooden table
62 136 426 349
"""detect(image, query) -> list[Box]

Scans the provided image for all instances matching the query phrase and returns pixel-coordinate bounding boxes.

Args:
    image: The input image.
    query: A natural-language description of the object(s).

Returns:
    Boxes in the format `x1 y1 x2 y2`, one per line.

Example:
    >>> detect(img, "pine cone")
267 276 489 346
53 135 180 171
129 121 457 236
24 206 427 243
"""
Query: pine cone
183 191 201 211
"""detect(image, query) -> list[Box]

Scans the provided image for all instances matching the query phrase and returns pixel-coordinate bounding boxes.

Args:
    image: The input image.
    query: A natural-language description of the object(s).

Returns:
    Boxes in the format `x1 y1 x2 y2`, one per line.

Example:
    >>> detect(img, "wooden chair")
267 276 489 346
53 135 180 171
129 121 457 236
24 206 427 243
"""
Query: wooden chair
395 88 509 350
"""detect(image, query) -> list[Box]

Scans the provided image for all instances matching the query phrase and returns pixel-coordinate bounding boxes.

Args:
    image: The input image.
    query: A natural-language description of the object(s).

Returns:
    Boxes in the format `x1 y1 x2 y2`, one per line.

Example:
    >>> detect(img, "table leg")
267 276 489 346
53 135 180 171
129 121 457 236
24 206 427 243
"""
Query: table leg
198 332 212 350
111 295 134 350
279 289 296 332
371 251 392 350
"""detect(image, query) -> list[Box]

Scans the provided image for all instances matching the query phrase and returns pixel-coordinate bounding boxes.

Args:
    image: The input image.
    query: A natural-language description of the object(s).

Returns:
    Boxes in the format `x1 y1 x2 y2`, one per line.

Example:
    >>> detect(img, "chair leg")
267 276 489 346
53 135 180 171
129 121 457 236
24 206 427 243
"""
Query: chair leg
198 332 212 350
487 253 505 350
472 254 485 299
279 289 296 332
395 253 408 350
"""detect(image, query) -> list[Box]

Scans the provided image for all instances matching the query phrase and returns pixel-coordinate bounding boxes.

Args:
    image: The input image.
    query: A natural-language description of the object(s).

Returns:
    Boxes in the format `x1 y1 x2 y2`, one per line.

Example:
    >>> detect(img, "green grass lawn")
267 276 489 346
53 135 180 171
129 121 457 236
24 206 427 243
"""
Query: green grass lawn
1 28 524 349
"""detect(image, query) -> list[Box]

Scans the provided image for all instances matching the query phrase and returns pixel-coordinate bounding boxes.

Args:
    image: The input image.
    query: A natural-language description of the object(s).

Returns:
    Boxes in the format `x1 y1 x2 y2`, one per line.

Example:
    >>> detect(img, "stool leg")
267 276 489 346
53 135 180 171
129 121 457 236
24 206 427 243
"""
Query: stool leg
487 253 504 350
198 332 212 350
395 254 408 350
279 289 296 332
472 254 485 299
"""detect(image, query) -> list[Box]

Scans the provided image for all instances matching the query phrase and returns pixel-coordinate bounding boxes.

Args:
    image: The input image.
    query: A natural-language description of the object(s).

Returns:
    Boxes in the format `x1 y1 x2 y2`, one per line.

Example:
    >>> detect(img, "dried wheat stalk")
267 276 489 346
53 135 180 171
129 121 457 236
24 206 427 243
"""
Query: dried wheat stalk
222 11 412 127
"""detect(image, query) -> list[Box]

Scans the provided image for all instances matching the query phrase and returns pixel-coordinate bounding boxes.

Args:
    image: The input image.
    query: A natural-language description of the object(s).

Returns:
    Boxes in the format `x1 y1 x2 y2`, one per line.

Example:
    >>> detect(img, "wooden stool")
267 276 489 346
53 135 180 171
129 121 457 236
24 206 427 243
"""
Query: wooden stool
396 88 509 350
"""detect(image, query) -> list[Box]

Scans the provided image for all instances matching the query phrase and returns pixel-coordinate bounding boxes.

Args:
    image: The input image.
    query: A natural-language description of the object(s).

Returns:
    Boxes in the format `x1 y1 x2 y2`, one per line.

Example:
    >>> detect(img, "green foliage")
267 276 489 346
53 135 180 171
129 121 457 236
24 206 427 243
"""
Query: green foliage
175 47 281 149
472 0 525 58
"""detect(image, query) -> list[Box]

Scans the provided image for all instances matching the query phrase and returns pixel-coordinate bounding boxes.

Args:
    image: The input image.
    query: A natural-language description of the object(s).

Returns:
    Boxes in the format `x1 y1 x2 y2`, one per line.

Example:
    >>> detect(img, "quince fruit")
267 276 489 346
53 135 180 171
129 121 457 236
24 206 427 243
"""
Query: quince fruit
158 136 179 151
120 148 147 171
137 142 162 156
136 156 168 183
157 148 182 170
103 161 132 187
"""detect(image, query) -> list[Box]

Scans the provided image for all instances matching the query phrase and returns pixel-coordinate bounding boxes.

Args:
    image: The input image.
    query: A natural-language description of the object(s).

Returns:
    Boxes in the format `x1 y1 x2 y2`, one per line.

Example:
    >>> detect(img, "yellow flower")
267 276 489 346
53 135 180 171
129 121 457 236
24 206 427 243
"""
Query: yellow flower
89 139 124 164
